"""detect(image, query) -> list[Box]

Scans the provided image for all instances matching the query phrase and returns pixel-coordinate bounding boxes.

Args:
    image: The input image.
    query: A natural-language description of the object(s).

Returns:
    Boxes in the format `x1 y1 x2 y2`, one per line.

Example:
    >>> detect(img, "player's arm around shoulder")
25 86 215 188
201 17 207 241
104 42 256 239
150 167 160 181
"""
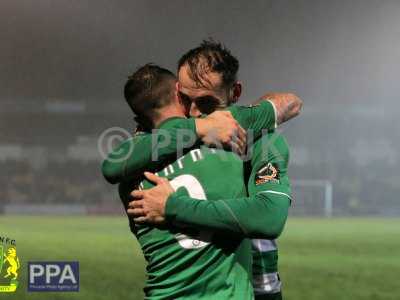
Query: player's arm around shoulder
102 115 249 184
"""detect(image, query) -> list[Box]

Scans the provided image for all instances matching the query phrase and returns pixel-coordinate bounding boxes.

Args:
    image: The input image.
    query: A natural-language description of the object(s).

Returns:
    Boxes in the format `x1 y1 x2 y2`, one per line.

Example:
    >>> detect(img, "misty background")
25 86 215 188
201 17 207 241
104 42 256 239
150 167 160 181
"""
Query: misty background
1 0 399 216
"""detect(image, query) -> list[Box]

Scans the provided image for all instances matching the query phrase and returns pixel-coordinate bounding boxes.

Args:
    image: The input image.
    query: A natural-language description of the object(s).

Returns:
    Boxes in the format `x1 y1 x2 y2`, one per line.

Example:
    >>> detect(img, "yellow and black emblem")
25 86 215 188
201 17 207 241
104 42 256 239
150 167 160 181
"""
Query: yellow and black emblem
0 240 20 293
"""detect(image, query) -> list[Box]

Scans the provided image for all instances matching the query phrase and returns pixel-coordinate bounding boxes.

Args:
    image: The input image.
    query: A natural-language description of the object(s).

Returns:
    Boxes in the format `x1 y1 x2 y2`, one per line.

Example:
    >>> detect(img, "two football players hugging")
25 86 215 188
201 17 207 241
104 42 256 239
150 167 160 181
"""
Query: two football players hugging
102 40 302 300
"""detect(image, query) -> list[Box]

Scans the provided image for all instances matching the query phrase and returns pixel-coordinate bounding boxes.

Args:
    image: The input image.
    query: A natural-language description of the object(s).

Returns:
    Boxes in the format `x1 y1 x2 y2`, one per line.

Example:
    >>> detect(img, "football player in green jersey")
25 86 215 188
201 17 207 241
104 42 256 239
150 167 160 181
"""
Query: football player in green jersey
112 63 294 299
173 41 299 299
130 131 290 299
103 41 301 299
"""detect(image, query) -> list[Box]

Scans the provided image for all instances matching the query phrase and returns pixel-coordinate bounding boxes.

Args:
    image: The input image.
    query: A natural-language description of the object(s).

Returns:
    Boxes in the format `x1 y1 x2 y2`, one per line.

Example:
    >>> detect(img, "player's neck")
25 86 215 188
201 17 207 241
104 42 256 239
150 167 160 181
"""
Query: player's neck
153 105 186 128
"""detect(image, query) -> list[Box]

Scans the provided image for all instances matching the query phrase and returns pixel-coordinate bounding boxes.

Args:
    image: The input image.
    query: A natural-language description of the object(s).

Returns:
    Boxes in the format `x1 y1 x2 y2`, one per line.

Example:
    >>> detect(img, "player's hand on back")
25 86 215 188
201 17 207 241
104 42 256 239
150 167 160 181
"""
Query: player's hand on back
127 172 174 225
195 111 247 155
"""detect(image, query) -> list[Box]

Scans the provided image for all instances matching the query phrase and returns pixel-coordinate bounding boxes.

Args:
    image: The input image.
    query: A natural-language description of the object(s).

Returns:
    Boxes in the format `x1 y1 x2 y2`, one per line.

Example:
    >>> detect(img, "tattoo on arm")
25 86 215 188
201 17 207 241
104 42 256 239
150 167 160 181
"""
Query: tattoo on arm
255 93 303 125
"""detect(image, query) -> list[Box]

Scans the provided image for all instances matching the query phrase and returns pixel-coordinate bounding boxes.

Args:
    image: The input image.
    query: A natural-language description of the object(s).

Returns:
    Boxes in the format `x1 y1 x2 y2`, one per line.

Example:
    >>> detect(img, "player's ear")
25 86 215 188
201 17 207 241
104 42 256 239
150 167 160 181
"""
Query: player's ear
231 81 242 103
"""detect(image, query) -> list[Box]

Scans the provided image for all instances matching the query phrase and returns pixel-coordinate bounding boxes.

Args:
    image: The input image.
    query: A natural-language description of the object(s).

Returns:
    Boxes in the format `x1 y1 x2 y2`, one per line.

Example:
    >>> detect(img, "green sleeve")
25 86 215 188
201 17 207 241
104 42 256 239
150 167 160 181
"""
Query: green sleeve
102 102 276 184
166 188 290 239
165 134 291 239
101 117 198 184
227 100 276 140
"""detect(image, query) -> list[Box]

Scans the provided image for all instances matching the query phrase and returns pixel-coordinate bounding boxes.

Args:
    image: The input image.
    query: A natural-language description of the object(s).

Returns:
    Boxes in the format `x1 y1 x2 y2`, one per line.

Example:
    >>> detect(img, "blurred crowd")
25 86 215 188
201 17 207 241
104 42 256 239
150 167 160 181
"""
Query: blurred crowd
0 160 114 206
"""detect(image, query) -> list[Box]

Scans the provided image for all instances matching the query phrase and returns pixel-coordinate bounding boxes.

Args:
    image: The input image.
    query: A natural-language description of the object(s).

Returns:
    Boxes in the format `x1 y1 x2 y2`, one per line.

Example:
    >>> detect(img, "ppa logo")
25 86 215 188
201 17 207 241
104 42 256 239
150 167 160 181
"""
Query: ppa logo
28 262 79 292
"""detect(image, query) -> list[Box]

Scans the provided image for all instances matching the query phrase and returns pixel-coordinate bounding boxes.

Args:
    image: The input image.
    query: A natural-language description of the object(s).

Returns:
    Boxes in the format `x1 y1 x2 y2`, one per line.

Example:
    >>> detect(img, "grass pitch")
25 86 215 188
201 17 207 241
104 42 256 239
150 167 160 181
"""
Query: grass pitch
0 216 398 300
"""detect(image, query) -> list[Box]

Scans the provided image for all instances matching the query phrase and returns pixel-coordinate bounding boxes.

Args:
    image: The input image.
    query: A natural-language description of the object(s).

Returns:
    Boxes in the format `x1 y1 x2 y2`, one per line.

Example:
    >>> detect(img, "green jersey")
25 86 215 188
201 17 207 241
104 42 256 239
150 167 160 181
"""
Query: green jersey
102 100 280 299
164 132 291 297
119 147 253 299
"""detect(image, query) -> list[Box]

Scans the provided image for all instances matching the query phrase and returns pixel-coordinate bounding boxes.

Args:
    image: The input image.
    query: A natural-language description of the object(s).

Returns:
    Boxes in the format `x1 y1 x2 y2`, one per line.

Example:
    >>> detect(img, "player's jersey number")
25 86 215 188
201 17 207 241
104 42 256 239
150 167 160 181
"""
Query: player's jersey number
169 175 212 249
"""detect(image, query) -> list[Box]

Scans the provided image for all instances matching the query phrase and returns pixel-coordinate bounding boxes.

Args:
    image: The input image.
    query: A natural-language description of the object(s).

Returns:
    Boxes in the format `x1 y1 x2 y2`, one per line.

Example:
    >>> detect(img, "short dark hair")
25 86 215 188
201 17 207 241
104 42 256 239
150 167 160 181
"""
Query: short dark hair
178 39 239 89
124 64 176 128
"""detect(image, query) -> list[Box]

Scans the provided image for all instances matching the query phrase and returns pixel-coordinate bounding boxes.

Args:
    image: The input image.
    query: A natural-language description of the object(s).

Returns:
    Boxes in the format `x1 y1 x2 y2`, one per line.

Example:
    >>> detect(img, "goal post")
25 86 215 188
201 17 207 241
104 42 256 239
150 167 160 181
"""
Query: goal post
291 179 333 218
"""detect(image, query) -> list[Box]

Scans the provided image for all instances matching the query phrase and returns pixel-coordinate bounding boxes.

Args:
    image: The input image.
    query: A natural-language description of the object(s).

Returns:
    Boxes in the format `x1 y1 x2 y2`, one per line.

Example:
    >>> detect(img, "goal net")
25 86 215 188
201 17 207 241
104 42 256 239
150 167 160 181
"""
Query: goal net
290 179 333 217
